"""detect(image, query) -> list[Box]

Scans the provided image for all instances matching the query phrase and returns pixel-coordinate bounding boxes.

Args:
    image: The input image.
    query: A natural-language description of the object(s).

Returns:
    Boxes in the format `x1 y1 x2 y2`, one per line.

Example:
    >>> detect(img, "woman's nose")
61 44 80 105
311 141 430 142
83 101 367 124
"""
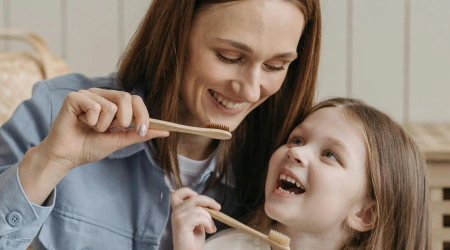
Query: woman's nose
231 66 261 103
286 148 308 167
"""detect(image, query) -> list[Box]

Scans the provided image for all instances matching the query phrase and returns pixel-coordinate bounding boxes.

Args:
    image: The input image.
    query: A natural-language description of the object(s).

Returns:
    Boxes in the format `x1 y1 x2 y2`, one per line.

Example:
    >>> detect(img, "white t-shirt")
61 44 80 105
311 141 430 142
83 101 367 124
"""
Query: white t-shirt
158 146 218 250
204 228 271 250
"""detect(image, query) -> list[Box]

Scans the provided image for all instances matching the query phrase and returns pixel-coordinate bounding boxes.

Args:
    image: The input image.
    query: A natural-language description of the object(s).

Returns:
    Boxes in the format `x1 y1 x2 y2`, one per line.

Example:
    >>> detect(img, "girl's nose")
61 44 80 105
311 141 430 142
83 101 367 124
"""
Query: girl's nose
286 148 308 167
231 66 261 103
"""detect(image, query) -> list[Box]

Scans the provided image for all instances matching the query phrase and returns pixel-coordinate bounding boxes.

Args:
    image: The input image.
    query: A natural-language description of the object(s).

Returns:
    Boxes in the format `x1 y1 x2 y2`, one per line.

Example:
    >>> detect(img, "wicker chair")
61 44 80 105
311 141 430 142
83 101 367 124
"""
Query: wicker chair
0 29 70 125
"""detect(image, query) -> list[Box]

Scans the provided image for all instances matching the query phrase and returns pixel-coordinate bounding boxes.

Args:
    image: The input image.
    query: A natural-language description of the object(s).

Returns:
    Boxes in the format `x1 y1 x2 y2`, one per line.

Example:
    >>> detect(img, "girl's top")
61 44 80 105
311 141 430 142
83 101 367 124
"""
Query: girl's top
204 228 271 250
0 73 239 250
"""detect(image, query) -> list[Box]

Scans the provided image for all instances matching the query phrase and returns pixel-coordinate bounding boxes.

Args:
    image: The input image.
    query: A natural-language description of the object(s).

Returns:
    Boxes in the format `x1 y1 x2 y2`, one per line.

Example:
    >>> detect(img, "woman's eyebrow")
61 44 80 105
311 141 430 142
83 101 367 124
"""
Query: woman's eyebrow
214 38 298 59
274 52 298 60
215 38 252 53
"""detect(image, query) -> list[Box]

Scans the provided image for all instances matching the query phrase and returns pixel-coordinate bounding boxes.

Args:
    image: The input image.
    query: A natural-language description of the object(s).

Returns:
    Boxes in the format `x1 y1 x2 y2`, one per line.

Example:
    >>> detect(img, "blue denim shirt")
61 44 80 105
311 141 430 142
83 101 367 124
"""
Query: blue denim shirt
0 73 239 250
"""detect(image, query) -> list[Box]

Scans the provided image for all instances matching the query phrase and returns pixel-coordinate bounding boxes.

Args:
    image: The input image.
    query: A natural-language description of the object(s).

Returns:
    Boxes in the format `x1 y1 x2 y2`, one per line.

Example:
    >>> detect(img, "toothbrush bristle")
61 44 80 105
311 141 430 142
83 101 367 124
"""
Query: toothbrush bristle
268 230 291 247
206 123 230 132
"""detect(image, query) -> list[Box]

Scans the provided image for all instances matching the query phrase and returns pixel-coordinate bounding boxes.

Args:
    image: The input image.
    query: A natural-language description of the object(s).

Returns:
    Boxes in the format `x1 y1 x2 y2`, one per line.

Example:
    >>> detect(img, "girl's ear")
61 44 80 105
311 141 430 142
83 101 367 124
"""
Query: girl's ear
346 200 377 232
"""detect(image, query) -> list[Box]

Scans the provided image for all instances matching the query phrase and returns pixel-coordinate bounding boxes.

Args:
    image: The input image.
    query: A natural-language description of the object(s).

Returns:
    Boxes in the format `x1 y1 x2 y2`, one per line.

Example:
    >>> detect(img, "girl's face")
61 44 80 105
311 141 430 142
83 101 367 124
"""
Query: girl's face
179 0 305 131
265 107 369 236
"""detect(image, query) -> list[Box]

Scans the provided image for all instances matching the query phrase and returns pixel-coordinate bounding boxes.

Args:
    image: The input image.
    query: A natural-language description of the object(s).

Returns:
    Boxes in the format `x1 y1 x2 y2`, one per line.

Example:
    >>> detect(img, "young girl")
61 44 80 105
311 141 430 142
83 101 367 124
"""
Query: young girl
170 97 430 250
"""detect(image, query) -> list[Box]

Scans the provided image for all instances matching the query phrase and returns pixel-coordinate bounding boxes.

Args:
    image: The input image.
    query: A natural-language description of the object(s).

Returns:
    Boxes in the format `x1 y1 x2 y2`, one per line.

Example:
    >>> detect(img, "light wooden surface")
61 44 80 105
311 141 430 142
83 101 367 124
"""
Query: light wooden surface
404 123 450 250
403 124 450 161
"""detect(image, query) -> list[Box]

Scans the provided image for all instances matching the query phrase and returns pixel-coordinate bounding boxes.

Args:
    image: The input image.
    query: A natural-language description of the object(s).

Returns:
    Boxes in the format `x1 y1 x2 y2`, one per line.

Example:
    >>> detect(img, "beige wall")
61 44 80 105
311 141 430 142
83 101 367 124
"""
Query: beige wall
1 0 449 123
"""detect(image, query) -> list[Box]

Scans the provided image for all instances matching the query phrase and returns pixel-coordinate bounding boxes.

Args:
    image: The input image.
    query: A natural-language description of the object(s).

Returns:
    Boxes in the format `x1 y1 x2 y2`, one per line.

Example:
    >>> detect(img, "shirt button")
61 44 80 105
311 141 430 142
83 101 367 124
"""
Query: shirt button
6 211 23 227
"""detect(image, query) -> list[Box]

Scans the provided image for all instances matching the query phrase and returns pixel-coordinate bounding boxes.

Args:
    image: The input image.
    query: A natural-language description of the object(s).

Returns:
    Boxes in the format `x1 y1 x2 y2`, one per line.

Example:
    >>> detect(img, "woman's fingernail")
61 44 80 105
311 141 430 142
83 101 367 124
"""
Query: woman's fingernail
138 124 147 137
109 127 119 133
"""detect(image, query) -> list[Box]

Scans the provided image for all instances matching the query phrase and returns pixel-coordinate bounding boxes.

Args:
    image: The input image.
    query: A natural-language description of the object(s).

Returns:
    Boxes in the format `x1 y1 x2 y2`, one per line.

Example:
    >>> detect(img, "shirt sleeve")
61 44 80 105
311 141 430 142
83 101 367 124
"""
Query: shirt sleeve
0 80 56 249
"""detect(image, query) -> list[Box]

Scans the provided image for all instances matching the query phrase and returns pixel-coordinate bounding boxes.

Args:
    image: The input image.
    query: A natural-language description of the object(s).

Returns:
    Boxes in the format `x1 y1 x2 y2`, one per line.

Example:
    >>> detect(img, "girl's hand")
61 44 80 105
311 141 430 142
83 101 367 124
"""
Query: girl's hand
170 188 221 250
39 88 170 174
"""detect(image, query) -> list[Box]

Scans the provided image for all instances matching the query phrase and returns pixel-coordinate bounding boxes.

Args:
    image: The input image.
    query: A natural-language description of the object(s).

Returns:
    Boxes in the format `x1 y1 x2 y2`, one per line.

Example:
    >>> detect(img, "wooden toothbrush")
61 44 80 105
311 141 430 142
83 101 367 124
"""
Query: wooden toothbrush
203 208 291 250
169 190 290 249
131 118 231 140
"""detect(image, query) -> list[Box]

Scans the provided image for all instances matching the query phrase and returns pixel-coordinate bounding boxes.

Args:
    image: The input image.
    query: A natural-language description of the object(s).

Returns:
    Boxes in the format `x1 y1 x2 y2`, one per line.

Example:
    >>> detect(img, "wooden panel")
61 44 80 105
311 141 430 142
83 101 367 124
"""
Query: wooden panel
410 0 450 122
0 0 6 50
121 0 152 53
428 164 450 188
8 1 62 57
66 0 120 77
430 201 450 214
315 0 348 102
351 0 405 122
403 124 450 161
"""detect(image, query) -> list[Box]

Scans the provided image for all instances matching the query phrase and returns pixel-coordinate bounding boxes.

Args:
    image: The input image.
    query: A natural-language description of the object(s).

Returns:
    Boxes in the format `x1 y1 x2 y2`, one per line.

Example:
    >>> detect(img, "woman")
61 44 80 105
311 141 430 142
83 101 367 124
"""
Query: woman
0 0 321 249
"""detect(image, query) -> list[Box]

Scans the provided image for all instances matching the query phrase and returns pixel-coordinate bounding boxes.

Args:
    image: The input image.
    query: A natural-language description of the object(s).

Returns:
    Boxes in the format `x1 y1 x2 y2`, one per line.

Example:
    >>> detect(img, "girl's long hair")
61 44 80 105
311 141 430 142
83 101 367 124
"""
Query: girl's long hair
117 0 321 214
251 98 430 250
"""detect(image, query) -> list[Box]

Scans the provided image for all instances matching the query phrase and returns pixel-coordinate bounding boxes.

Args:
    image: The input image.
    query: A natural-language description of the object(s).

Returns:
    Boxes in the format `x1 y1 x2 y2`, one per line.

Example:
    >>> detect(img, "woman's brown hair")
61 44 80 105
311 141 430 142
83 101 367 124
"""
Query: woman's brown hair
253 97 430 249
117 0 321 214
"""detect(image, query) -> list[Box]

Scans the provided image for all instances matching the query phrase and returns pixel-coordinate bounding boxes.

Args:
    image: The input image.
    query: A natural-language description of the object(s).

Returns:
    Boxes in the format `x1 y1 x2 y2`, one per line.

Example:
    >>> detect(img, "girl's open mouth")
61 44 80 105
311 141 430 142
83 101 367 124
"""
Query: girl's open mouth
276 173 305 195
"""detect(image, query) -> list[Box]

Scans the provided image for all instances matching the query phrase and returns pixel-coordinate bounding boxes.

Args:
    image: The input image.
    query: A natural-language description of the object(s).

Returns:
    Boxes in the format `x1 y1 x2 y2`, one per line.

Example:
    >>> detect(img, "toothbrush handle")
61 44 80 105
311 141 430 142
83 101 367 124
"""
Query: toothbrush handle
130 118 231 140
204 208 289 250
204 208 268 239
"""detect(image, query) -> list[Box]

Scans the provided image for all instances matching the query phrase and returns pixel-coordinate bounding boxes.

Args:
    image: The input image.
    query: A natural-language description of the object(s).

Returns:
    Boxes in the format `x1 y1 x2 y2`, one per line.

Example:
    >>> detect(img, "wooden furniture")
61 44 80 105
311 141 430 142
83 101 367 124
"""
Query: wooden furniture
0 29 70 125
403 123 450 250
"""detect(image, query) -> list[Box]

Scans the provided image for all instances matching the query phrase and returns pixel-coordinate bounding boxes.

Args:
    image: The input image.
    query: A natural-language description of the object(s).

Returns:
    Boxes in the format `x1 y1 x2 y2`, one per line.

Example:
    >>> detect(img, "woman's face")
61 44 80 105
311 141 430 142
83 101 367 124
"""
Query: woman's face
180 0 305 131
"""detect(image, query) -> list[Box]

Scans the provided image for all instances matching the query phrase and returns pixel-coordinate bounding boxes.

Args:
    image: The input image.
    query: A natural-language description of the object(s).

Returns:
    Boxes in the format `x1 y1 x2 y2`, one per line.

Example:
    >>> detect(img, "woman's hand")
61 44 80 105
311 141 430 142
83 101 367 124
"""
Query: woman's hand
42 88 169 171
171 188 221 250
20 88 169 205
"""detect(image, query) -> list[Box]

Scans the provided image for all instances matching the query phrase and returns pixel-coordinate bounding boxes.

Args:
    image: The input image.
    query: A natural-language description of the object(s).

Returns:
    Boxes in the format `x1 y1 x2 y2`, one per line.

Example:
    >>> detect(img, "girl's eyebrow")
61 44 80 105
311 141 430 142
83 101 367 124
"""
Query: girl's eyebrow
214 38 298 60
326 137 351 156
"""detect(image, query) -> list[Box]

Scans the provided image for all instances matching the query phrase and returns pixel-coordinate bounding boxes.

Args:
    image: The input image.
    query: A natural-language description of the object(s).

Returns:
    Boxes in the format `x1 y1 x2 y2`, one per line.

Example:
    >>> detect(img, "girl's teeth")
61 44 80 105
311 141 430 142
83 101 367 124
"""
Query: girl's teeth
279 174 305 190
278 186 295 195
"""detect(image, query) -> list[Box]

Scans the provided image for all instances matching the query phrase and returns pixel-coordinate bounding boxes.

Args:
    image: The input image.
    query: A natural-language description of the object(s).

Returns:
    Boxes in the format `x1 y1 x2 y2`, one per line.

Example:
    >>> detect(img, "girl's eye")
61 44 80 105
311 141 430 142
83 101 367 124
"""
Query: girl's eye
287 136 304 146
323 151 338 161
216 52 241 64
263 64 286 72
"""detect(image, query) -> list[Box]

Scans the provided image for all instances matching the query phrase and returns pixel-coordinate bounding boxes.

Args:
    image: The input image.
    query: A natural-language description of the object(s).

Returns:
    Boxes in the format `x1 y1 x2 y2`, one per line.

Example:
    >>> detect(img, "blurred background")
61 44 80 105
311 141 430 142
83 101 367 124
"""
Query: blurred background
1 0 449 123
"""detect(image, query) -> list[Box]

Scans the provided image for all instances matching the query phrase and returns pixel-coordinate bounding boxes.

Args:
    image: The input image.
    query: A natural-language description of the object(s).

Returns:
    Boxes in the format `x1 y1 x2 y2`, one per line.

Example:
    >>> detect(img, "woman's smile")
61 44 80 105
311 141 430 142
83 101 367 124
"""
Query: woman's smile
208 89 247 114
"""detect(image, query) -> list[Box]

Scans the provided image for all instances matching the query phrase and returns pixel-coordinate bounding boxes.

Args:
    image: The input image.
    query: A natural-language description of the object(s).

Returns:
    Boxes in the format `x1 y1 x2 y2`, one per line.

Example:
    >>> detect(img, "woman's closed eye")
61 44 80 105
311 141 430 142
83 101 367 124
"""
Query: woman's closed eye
216 51 287 72
263 63 286 72
215 51 241 64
